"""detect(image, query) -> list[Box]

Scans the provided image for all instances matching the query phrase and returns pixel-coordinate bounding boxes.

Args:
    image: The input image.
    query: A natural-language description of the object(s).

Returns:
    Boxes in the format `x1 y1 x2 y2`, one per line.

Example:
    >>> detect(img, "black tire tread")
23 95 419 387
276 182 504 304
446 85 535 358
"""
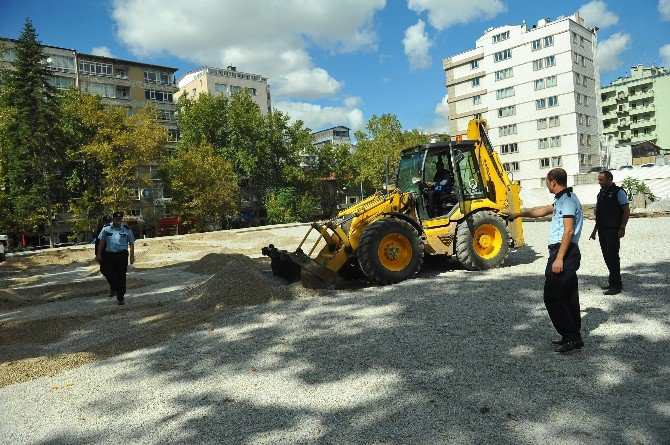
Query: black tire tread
358 218 423 285
455 210 510 271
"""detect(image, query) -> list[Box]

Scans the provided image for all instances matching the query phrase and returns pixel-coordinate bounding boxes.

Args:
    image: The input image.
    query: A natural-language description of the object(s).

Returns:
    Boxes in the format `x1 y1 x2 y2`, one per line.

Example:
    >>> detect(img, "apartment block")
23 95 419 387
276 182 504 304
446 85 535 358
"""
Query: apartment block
601 65 670 151
1 38 179 228
176 66 271 115
442 13 601 189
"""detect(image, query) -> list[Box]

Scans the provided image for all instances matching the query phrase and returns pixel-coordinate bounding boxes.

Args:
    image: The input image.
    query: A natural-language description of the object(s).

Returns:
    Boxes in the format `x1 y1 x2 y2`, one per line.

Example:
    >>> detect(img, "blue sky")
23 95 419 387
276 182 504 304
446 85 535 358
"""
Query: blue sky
1 0 669 135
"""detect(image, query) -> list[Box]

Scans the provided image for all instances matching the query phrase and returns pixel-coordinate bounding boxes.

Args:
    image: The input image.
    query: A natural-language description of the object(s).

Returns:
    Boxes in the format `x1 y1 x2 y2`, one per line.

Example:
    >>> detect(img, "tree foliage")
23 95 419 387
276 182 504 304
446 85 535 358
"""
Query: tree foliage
621 177 656 208
353 113 429 190
265 187 320 224
304 141 358 217
162 141 239 231
0 19 66 244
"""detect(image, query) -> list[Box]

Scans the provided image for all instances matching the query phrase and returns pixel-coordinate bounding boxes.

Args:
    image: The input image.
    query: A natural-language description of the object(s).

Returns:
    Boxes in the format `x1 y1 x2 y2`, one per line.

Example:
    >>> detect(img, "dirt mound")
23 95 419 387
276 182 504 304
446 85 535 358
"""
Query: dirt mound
184 253 256 275
187 257 293 308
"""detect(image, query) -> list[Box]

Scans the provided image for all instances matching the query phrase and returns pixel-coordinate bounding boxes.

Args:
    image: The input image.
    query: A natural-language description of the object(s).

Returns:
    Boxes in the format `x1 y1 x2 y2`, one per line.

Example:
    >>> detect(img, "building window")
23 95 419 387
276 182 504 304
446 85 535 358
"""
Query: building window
545 56 555 67
214 83 227 92
500 143 518 154
492 31 510 43
167 128 179 142
473 95 481 105
87 82 116 98
546 75 557 87
552 156 562 167
532 39 542 51
551 136 561 147
534 79 545 90
572 32 579 44
548 96 558 107
583 95 589 106
586 135 592 146
472 77 480 87
494 67 513 81
79 60 112 76
540 158 550 168
470 60 479 69
47 75 75 90
576 93 582 105
537 118 548 130
496 86 515 99
474 113 482 119
533 59 543 71
157 109 176 121
585 115 590 126
499 124 517 136
246 87 257 96
538 138 549 149
230 85 242 94
494 49 512 62
536 98 546 109
498 105 516 118
503 162 519 172
544 35 554 47
549 116 560 127
144 69 174 85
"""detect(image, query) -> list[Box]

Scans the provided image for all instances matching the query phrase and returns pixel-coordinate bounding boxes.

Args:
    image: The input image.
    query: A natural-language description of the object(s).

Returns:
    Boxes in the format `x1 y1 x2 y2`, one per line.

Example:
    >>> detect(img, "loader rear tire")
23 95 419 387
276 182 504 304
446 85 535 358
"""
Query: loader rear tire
455 210 510 271
358 218 423 285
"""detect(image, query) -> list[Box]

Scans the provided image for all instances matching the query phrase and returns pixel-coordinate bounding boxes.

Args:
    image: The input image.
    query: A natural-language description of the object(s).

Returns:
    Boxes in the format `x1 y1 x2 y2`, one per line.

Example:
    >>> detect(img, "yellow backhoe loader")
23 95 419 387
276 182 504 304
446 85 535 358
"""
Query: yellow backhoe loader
262 119 525 288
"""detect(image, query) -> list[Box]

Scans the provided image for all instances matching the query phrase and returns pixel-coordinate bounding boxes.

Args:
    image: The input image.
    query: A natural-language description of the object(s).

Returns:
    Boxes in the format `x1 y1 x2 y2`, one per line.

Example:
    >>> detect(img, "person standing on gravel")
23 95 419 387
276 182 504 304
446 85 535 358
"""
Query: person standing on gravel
95 211 135 305
508 168 584 354
94 215 114 298
589 171 630 295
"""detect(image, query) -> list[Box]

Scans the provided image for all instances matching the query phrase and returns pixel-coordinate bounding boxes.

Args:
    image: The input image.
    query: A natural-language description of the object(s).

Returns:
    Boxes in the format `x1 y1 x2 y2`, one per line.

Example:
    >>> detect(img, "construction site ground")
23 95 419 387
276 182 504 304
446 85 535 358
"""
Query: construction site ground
1 218 669 444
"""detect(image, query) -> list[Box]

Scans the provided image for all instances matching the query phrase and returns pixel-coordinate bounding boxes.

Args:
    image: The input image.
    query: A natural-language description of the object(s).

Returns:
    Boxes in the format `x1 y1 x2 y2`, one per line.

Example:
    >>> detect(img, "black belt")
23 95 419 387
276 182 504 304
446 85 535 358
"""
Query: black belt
548 242 576 250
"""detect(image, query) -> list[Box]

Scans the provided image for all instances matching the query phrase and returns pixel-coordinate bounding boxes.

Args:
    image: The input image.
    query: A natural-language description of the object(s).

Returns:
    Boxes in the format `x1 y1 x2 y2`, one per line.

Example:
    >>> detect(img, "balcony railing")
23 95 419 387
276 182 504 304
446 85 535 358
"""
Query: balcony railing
630 118 656 129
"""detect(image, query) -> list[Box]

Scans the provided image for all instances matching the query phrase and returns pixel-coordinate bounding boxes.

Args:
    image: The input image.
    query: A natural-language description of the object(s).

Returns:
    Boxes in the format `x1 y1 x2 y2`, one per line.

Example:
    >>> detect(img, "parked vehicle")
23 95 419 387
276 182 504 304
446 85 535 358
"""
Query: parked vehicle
588 166 605 173
0 235 8 262
619 165 633 170
640 163 655 168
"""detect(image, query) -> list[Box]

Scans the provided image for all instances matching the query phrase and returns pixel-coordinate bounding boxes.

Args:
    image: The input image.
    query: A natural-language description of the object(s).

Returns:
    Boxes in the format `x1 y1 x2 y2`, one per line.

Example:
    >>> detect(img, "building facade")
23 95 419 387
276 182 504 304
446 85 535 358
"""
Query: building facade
442 13 601 189
600 65 670 151
176 66 271 115
1 38 179 232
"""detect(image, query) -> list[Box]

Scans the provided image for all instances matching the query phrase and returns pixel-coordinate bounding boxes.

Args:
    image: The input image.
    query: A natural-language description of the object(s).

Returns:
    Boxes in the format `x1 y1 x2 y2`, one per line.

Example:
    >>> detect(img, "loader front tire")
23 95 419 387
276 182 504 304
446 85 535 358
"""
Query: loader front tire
358 218 423 285
455 210 510 271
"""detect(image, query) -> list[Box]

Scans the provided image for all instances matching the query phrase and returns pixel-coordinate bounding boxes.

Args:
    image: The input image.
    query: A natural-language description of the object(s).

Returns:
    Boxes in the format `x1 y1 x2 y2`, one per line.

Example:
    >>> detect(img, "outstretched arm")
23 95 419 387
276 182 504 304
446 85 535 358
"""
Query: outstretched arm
507 205 553 221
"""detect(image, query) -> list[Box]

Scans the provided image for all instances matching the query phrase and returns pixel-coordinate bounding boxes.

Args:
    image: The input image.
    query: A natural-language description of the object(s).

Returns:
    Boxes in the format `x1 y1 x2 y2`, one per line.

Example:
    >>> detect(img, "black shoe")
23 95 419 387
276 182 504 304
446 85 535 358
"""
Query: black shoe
109 290 116 298
551 338 565 345
555 340 584 353
600 284 610 290
603 288 621 295
118 299 125 305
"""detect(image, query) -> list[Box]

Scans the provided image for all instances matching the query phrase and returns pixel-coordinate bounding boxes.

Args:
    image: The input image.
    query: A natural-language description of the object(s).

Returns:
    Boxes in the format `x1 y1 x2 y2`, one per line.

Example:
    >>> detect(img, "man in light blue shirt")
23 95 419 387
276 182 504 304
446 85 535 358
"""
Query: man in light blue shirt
95 211 135 305
508 168 584 353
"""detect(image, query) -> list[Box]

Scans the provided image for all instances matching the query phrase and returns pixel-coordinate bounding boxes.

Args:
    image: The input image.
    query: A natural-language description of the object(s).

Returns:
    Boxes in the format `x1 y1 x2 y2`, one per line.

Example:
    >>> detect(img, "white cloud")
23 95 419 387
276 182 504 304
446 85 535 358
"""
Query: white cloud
597 33 631 72
91 46 116 58
578 1 619 28
274 99 365 132
661 43 670 67
111 0 385 100
407 0 506 31
272 68 342 99
660 0 670 21
425 94 450 134
403 20 433 70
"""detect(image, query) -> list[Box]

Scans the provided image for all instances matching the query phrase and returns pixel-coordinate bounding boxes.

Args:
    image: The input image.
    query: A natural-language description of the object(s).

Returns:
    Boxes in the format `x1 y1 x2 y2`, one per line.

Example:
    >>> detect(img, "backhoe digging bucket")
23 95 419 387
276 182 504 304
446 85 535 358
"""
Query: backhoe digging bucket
262 244 338 289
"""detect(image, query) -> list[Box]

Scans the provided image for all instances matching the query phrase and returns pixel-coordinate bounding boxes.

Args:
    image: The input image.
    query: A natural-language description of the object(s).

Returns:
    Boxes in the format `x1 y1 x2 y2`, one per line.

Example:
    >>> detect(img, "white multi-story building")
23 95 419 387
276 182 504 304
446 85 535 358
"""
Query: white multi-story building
442 13 601 189
175 65 271 115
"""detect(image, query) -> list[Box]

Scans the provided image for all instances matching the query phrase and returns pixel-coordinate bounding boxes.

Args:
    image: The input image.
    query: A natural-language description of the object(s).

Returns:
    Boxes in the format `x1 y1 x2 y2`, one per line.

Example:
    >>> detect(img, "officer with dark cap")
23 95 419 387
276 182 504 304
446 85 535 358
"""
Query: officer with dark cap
94 215 114 297
95 211 135 305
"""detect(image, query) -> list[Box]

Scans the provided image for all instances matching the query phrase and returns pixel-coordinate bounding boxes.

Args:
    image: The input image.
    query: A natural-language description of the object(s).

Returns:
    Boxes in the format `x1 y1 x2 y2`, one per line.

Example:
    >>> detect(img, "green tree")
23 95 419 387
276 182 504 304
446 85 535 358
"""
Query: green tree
164 141 239 231
0 19 66 246
621 177 656 209
176 92 229 154
353 113 429 190
304 142 358 217
265 187 320 224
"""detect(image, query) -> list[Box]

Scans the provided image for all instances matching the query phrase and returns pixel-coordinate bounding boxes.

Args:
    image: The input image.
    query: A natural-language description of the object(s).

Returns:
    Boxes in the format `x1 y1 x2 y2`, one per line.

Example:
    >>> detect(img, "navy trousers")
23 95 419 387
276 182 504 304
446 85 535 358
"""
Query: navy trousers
544 244 581 342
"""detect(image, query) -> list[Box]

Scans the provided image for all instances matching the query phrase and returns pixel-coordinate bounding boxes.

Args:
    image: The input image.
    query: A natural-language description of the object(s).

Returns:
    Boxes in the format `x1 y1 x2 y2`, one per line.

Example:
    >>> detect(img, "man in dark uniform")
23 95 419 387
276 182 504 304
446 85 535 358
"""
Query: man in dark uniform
427 159 454 216
95 211 135 305
589 170 630 295
508 168 584 353
94 215 114 297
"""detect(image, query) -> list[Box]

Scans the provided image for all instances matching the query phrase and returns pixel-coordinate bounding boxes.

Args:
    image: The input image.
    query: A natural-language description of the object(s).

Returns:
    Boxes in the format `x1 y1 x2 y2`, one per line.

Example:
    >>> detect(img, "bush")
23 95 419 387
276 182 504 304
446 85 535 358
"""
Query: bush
265 188 319 224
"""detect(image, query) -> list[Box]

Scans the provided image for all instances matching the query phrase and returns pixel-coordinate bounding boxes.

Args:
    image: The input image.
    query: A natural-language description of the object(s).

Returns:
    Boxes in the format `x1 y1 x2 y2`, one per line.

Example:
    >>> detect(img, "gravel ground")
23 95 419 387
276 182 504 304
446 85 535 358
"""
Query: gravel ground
1 217 669 444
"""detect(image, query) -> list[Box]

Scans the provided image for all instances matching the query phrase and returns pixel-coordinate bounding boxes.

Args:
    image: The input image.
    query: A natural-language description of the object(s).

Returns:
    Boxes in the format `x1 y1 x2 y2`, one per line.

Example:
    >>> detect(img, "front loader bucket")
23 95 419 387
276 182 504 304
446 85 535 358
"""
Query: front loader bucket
262 244 338 289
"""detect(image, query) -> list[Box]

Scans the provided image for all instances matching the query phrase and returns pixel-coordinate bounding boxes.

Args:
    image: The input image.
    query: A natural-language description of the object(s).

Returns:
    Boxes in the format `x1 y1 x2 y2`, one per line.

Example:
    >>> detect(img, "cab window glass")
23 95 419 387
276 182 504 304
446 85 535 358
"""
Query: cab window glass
454 147 486 199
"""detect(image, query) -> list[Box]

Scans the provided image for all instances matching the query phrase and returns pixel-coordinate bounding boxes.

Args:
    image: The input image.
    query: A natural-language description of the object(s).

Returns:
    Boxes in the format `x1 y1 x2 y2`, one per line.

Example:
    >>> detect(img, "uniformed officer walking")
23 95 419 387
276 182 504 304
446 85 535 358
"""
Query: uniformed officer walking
95 211 135 305
94 215 114 297
589 171 630 295
508 168 584 353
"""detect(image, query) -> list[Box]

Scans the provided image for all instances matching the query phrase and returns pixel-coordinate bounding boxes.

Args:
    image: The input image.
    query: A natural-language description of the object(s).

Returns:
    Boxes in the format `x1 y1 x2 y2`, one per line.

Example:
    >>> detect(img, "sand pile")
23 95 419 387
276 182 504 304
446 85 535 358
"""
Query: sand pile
187 256 293 308
184 253 255 275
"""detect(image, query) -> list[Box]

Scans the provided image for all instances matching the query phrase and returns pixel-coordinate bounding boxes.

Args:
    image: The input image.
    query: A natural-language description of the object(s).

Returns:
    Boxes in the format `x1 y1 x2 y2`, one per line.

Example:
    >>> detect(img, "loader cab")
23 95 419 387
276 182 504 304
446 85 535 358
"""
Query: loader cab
395 141 487 221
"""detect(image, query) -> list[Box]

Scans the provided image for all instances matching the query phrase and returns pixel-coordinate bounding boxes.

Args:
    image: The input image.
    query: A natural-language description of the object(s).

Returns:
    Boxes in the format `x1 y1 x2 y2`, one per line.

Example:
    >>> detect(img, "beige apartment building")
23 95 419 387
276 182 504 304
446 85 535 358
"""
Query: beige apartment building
176 65 271 114
1 38 179 236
